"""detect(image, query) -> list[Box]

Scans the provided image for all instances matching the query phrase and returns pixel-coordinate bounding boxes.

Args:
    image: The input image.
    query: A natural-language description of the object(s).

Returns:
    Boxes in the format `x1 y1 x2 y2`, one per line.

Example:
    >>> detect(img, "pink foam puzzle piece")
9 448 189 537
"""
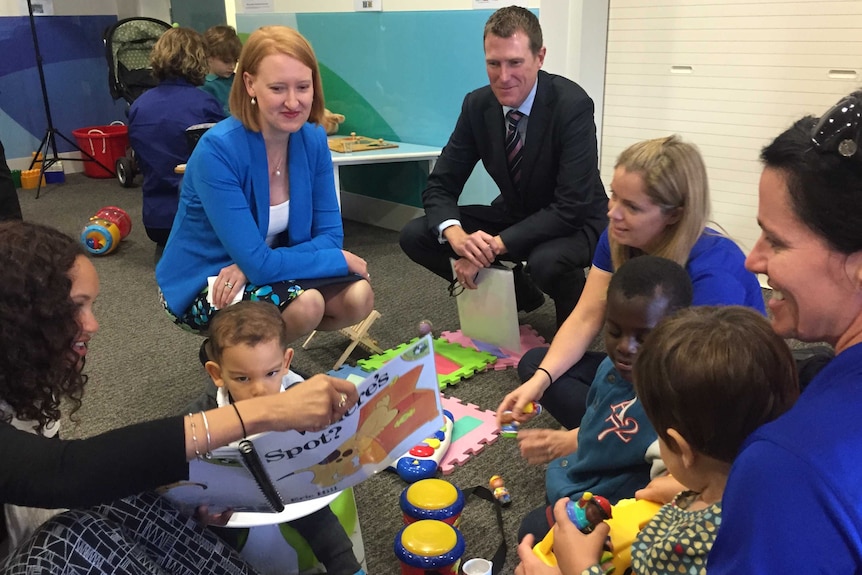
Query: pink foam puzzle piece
439 394 501 474
441 324 548 370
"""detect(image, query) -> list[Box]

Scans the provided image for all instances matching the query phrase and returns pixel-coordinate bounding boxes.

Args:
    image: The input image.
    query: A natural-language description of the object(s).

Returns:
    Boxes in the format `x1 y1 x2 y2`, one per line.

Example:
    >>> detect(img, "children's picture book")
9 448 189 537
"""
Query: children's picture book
159 335 443 514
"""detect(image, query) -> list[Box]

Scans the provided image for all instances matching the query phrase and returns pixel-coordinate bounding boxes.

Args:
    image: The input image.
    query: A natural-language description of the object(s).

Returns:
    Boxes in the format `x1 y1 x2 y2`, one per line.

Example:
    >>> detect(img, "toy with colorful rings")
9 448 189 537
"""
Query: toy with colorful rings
94 206 132 239
81 206 131 255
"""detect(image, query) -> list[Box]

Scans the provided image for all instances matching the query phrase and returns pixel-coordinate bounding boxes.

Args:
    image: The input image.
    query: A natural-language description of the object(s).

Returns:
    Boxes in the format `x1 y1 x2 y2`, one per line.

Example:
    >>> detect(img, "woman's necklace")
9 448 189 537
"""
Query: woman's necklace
267 139 288 178
270 152 287 177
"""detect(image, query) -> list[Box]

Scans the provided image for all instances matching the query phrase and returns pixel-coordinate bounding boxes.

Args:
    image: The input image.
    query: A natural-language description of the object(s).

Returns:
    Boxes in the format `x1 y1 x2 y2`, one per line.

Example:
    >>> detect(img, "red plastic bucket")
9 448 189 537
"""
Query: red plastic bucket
72 124 129 178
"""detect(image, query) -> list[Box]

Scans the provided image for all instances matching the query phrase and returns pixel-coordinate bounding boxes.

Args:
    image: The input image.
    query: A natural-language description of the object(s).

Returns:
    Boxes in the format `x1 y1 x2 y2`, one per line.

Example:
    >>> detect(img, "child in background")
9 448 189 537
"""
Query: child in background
517 255 693 541
201 25 242 116
526 306 799 574
188 300 364 575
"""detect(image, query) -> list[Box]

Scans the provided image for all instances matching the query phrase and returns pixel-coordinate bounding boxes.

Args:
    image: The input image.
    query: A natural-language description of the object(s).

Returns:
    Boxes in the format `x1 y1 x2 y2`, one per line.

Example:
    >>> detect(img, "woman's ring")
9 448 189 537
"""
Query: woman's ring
224 281 233 289
338 393 347 408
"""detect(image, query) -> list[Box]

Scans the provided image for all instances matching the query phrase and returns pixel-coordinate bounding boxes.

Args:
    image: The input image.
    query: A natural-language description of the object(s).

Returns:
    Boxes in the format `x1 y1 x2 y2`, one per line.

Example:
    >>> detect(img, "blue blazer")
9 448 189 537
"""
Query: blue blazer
156 117 347 316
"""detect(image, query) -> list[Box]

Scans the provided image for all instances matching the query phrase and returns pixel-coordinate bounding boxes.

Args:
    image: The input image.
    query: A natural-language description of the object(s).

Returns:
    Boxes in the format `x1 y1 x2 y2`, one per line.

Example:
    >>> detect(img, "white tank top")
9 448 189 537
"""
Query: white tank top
266 200 290 247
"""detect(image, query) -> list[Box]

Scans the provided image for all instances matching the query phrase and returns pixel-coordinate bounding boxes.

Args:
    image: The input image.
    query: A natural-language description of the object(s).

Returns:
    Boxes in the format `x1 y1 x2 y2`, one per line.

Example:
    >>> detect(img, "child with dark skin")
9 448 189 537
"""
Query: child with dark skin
515 306 799 575
516 255 693 542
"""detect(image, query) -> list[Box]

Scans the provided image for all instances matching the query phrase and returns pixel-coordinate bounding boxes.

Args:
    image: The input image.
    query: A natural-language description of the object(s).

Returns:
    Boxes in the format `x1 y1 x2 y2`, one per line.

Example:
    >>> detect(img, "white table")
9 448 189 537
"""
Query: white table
329 140 442 207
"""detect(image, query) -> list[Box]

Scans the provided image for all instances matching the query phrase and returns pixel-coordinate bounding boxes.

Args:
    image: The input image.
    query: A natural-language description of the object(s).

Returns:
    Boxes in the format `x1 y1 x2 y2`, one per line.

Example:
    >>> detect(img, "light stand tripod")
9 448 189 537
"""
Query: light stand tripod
26 0 115 198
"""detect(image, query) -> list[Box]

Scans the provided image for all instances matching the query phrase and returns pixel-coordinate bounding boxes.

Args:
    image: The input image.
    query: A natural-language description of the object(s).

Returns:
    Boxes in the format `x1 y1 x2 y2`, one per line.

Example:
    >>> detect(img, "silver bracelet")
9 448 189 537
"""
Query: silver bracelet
200 411 213 459
188 412 202 460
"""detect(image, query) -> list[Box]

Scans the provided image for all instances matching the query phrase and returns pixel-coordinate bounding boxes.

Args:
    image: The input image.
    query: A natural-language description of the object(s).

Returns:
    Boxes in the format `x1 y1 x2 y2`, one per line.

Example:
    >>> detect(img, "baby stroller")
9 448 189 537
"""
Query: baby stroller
103 17 172 187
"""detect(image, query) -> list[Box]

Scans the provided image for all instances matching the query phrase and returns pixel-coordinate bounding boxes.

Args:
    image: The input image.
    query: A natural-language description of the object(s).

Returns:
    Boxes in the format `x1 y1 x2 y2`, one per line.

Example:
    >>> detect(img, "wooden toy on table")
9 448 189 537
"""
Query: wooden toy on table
328 132 400 153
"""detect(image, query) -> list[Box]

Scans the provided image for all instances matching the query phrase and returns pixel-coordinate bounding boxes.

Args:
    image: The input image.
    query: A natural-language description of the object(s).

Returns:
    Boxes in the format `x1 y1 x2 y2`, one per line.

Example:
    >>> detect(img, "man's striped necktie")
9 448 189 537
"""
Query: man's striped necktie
505 109 525 188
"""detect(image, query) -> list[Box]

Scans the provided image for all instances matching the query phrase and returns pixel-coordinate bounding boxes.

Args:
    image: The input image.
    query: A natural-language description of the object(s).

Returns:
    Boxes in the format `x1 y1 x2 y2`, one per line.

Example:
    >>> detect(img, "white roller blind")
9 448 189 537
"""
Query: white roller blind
602 0 862 251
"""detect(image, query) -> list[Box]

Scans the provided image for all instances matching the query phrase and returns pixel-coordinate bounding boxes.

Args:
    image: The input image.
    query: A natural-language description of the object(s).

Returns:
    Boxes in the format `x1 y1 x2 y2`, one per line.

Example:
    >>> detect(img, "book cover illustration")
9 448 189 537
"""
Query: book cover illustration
160 335 442 514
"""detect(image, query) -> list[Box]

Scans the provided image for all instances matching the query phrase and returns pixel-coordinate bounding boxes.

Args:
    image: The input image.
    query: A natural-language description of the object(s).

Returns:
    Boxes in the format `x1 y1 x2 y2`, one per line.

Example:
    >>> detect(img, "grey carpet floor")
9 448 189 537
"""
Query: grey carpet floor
19 173 571 575
18 172 814 575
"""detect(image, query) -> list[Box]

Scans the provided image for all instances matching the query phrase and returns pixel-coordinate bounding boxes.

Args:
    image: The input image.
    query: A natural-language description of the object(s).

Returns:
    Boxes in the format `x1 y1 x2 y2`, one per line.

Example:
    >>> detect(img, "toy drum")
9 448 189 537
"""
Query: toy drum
94 206 132 239
394 519 465 575
400 479 465 526
81 218 121 255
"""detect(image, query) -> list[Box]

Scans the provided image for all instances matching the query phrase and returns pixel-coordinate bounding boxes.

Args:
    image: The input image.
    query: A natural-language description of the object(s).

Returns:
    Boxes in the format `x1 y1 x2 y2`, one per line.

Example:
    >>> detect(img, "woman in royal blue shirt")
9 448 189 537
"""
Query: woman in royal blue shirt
497 135 764 462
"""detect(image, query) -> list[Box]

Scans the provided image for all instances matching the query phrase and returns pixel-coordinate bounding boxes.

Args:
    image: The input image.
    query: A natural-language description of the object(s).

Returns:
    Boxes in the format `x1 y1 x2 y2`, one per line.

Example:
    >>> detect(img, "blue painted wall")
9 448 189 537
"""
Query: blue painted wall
237 10 511 207
0 16 127 160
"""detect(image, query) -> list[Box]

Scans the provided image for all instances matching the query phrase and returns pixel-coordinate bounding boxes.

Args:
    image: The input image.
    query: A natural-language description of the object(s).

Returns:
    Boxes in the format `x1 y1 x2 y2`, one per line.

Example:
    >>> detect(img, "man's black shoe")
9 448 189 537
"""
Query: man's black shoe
513 266 545 313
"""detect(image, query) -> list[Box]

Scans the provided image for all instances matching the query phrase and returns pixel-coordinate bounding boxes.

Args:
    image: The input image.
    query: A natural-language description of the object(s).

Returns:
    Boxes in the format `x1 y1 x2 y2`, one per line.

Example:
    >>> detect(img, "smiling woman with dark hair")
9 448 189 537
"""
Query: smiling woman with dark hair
0 221 358 571
708 93 862 572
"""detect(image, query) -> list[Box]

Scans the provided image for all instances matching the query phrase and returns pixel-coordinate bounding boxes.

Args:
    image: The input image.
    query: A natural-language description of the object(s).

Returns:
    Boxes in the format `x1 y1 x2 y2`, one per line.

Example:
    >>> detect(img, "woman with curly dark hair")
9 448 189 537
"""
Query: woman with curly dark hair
0 221 359 573
0 222 90 433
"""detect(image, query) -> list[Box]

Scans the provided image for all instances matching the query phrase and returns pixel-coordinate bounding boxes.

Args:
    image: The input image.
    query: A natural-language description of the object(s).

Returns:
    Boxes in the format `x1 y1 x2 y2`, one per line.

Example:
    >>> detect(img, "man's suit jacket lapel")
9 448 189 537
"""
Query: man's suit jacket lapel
521 71 553 191
484 100 510 192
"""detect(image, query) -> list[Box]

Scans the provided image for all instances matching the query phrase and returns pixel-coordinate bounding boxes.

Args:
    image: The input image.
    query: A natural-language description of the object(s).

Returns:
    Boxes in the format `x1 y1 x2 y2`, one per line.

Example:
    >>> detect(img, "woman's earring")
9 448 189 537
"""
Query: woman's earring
251 96 257 105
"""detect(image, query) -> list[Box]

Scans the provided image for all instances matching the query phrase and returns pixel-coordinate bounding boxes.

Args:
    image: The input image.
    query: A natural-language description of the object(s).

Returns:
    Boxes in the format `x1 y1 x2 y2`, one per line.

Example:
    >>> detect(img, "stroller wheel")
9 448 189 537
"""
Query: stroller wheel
116 157 135 188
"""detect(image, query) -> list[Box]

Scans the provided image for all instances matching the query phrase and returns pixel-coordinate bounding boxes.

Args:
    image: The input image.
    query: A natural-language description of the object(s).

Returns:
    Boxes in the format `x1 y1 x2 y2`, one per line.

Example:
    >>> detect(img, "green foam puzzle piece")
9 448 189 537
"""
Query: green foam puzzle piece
357 337 496 389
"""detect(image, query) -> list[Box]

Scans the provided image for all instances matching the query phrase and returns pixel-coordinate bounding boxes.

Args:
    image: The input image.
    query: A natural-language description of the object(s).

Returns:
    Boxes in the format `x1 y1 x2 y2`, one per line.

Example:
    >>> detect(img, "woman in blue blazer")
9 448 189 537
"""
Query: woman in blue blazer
157 26 373 340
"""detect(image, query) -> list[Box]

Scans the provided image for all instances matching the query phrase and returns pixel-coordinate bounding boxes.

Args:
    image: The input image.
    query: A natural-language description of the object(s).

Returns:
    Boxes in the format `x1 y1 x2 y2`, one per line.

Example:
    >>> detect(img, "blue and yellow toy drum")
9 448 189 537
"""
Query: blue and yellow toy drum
400 479 465 526
394 519 465 575
81 218 121 255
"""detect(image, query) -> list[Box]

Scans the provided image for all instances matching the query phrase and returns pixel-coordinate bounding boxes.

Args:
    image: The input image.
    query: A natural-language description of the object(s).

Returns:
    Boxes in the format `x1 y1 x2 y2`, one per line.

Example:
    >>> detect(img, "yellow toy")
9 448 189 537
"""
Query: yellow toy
400 478 465 526
534 496 662 574
394 519 465 575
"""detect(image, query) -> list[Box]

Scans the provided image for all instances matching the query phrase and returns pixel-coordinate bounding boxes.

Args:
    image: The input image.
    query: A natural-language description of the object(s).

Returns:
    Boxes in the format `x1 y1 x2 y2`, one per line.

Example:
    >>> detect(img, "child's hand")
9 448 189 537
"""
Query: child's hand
193 504 233 527
552 498 611 574
515 534 564 575
517 428 579 464
635 474 684 504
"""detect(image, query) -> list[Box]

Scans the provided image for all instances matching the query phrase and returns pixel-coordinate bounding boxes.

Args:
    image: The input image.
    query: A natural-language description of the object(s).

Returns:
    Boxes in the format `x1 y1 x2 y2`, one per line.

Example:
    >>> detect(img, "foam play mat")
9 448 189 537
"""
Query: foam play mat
441 324 548 370
356 337 496 390
438 394 500 475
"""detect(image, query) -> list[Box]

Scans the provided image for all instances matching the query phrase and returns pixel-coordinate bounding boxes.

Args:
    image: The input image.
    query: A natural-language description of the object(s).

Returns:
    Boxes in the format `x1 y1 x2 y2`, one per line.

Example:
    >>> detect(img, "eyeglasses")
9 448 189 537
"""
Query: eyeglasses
447 279 465 297
447 271 481 297
811 94 862 158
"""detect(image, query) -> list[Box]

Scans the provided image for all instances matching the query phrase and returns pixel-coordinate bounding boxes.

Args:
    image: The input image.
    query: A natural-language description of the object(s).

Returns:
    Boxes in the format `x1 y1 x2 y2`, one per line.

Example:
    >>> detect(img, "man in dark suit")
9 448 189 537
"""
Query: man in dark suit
399 6 607 327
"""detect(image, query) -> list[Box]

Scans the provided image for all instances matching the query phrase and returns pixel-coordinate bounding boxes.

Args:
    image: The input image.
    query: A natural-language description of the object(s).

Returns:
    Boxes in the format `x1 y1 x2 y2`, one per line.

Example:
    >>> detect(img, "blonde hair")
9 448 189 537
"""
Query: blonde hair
610 135 710 269
150 27 209 86
229 26 325 131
